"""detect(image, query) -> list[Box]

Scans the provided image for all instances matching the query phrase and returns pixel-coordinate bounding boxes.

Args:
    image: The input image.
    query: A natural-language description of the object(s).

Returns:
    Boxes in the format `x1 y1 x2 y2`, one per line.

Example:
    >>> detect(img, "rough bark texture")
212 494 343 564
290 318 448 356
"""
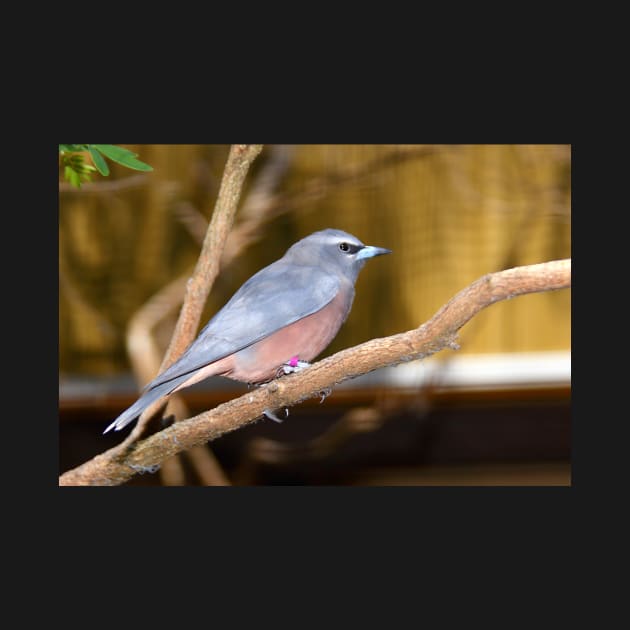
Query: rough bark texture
59 258 571 486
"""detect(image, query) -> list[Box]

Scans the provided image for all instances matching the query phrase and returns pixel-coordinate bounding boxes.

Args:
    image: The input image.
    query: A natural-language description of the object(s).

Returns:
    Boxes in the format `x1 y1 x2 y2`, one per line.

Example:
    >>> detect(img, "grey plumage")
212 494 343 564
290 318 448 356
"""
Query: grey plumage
104 228 391 434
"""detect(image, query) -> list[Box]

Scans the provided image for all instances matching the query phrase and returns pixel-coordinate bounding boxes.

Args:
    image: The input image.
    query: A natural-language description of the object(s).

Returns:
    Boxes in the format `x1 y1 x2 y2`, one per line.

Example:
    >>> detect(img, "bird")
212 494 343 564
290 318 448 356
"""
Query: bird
104 228 391 434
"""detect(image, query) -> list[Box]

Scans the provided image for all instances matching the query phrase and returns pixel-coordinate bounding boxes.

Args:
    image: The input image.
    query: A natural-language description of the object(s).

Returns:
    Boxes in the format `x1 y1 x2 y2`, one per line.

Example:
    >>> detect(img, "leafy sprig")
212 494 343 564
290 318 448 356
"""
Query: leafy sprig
59 144 153 188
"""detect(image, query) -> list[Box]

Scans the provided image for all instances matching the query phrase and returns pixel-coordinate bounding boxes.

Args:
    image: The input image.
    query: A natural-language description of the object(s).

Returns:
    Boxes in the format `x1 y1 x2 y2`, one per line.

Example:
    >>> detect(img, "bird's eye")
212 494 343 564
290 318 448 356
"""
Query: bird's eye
339 242 350 252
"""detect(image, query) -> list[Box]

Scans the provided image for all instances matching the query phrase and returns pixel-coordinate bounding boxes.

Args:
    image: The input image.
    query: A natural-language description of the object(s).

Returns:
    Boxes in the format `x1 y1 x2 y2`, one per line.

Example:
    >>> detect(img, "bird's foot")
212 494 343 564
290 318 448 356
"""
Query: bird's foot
128 463 161 474
318 387 333 403
280 355 311 375
263 408 289 423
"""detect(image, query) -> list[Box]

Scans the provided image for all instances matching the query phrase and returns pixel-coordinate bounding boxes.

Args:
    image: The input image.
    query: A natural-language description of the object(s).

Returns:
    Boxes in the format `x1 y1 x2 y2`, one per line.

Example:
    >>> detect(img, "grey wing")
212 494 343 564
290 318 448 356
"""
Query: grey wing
144 262 340 391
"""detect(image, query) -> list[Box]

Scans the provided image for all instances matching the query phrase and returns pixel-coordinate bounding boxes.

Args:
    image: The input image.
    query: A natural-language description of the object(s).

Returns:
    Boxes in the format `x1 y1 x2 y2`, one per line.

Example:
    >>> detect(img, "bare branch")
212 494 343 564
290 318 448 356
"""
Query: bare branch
220 145 294 265
59 258 571 486
160 144 263 370
88 145 262 467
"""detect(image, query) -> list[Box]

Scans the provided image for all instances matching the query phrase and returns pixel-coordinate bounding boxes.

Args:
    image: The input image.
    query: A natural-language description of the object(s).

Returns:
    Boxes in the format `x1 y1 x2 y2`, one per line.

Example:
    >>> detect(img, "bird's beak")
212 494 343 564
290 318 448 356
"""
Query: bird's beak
357 245 392 260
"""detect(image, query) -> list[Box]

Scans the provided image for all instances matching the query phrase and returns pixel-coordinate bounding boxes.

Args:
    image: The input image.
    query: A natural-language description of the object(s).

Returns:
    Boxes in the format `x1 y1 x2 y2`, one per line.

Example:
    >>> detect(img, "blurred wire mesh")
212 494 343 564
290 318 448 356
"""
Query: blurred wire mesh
59 144 570 377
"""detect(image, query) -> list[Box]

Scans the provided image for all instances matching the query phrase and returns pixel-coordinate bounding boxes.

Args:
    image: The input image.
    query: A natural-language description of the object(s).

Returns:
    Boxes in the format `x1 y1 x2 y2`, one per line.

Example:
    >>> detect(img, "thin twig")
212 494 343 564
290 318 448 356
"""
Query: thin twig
160 144 263 371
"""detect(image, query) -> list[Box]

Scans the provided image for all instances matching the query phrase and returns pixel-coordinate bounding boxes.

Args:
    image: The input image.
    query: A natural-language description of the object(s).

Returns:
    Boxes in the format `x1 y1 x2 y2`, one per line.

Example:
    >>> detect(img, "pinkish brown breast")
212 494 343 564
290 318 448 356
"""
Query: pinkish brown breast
226 284 355 384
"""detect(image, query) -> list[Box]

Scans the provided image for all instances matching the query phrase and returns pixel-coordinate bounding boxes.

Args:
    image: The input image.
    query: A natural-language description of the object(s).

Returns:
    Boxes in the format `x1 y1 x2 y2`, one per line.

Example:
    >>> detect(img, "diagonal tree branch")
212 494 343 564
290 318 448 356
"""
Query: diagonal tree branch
59 258 571 486
118 144 263 448
160 144 264 371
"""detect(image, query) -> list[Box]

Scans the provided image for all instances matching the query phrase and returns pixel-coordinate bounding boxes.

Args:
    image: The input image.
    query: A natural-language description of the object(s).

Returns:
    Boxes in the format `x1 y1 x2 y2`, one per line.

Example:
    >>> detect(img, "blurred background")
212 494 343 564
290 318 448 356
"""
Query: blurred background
59 144 571 485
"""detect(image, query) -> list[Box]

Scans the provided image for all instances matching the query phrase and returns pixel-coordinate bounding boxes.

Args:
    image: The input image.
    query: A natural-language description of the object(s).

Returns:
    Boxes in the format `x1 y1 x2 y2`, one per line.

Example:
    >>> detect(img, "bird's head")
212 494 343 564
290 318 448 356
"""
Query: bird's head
285 228 391 283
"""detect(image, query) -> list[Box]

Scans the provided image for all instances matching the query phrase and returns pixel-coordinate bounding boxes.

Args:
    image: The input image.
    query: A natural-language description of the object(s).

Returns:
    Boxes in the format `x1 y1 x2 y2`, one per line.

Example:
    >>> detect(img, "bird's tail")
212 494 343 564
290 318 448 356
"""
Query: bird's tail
103 376 188 434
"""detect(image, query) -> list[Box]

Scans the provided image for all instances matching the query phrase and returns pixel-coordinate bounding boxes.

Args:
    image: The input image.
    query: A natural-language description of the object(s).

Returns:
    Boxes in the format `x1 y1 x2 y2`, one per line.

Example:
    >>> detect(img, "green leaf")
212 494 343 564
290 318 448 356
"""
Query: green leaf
68 154 83 165
66 166 82 188
59 144 88 153
88 146 110 176
91 144 153 171
78 162 97 175
113 155 153 171
65 156 94 175
91 144 137 159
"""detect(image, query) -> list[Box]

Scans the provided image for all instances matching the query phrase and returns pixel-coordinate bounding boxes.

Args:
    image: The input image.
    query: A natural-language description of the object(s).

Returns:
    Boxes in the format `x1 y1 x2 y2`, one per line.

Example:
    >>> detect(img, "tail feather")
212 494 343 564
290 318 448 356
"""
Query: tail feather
103 376 189 434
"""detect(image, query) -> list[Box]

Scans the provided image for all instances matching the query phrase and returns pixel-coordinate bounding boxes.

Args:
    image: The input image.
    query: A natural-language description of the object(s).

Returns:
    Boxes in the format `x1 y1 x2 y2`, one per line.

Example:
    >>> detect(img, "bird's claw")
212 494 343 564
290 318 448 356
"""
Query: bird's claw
264 408 289 423
128 463 161 474
278 356 311 376
318 387 332 403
